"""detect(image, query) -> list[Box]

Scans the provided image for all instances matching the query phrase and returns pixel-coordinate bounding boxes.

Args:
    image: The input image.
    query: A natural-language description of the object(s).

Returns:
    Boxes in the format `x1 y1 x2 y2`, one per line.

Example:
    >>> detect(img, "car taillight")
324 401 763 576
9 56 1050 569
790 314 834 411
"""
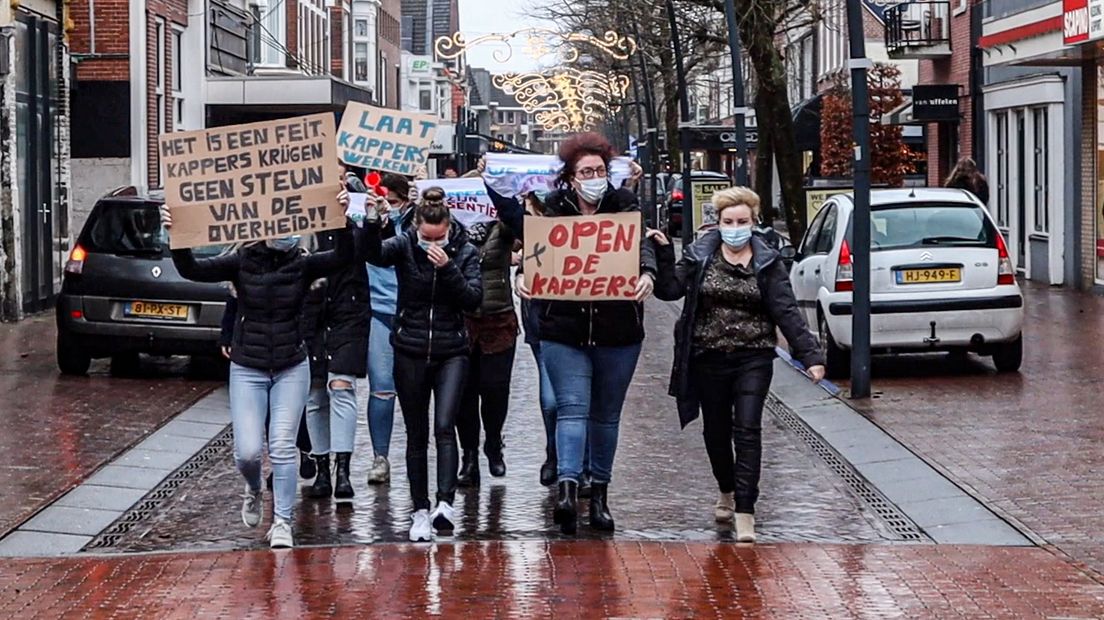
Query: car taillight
70 310 83 319
835 239 854 292
995 233 1015 285
65 245 87 275
671 189 684 202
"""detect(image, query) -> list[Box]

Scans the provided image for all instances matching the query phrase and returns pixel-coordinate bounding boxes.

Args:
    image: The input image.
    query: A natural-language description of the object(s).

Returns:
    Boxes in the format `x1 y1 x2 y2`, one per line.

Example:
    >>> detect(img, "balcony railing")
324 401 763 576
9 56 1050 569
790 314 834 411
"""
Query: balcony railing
885 1 953 59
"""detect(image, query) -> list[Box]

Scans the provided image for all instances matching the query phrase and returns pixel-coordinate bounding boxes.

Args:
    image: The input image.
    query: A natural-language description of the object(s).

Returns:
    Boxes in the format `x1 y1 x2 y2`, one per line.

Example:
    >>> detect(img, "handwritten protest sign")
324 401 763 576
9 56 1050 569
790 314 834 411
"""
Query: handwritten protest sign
414 178 497 227
484 153 634 198
523 212 641 301
338 103 437 176
160 114 343 249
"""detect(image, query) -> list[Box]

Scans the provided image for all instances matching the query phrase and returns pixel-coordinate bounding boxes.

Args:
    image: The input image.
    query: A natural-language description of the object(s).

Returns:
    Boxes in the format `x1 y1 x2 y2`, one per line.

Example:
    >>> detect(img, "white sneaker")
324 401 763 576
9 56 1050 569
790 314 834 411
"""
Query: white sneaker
241 485 262 528
735 513 756 543
266 518 294 549
714 492 735 523
367 454 391 485
409 510 432 542
431 501 457 535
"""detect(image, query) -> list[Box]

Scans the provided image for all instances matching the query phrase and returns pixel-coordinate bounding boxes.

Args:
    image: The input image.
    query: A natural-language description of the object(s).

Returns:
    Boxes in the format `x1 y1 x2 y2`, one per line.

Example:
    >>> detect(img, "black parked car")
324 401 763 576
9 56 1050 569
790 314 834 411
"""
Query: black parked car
56 192 229 375
661 170 730 236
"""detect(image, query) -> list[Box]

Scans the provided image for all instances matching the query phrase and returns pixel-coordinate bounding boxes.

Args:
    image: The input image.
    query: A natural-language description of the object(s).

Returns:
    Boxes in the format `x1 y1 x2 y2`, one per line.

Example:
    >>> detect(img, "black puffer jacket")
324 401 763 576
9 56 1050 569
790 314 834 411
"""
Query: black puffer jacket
468 186 526 317
363 221 482 360
655 231 825 428
530 184 657 348
173 228 354 372
300 228 371 380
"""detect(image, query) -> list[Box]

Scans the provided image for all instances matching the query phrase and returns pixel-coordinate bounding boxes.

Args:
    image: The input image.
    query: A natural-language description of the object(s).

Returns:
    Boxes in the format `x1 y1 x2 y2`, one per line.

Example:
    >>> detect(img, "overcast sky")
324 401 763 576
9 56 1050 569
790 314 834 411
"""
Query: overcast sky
456 0 554 73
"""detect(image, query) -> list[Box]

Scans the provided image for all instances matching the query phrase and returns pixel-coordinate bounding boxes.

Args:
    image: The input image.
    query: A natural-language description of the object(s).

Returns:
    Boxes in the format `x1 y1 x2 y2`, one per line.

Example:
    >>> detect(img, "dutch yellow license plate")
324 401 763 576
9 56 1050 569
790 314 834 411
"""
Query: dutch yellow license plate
896 268 962 284
126 301 189 321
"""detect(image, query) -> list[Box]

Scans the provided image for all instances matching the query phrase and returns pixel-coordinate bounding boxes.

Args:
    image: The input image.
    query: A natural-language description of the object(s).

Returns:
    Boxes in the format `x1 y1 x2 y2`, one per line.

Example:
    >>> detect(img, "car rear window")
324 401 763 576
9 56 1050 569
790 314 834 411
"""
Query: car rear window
847 202 997 251
83 201 229 258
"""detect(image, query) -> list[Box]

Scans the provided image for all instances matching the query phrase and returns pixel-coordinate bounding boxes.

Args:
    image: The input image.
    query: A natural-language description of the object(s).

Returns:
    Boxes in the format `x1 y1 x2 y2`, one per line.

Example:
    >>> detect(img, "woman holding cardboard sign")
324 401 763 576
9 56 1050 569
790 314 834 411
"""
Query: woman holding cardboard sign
515 132 657 536
161 191 354 550
362 188 483 543
651 187 825 543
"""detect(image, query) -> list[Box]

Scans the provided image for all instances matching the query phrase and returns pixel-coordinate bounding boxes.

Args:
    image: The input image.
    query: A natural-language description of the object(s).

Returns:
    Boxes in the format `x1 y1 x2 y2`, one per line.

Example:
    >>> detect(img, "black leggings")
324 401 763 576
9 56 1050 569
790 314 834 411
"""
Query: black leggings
458 345 516 455
691 351 775 514
394 353 468 511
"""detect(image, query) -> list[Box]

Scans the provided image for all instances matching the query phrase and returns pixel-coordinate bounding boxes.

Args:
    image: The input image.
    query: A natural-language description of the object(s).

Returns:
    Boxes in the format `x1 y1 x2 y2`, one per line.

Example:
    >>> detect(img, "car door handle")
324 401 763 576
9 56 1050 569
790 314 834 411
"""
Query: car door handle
814 268 821 275
798 269 805 276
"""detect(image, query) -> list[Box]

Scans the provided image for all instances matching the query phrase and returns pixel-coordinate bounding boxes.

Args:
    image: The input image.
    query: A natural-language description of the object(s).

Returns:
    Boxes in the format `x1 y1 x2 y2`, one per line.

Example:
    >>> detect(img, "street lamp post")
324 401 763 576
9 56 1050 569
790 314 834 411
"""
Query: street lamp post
722 0 749 187
665 0 695 241
846 0 873 398
629 14 662 220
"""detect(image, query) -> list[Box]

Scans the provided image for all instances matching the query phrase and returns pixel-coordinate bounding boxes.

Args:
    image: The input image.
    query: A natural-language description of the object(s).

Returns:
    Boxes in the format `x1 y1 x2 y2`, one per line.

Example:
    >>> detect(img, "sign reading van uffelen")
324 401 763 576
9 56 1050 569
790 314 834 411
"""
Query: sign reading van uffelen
1064 0 1104 45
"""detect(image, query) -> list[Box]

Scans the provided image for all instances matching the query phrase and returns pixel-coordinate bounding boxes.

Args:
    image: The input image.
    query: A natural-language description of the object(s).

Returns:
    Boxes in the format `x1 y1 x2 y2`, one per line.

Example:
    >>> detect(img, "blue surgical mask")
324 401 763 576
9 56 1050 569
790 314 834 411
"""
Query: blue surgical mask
576 178 608 204
417 235 438 252
266 236 300 252
719 226 753 249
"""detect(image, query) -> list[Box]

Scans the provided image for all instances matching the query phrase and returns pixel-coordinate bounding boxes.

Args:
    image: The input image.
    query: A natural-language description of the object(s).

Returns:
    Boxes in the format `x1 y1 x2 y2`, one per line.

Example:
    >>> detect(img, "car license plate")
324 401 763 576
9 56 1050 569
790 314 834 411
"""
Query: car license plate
896 268 962 284
125 301 189 321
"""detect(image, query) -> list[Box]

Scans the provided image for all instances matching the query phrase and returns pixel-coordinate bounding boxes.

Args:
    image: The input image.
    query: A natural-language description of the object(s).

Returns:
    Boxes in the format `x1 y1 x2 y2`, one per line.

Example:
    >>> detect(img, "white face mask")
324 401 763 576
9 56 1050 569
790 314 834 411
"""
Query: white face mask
266 236 300 252
575 178 608 204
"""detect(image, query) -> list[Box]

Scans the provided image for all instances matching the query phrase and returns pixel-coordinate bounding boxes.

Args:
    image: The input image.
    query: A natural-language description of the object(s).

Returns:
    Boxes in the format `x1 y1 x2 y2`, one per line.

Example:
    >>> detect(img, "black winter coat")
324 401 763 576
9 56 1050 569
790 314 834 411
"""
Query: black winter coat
363 221 483 360
173 229 354 372
469 186 526 317
529 184 657 348
655 231 825 428
300 228 371 381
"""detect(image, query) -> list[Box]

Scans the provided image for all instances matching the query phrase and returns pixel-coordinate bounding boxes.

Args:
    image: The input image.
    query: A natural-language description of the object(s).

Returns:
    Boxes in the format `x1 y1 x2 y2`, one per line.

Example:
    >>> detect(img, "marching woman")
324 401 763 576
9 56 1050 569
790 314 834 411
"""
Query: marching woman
163 191 354 549
651 187 825 543
363 188 483 542
516 132 657 535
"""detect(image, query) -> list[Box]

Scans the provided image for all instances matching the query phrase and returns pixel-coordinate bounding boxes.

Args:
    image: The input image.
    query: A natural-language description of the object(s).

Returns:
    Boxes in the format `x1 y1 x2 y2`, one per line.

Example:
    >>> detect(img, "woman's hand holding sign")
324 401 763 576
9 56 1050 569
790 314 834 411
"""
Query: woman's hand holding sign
160 205 173 230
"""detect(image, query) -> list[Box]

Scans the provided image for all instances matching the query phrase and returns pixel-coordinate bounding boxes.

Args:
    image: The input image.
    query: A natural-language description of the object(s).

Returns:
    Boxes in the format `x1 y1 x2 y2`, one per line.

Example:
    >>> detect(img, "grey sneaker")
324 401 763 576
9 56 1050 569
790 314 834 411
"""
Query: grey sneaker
431 501 457 535
409 510 432 543
241 485 262 528
714 492 735 523
266 518 294 549
367 454 391 485
735 513 756 543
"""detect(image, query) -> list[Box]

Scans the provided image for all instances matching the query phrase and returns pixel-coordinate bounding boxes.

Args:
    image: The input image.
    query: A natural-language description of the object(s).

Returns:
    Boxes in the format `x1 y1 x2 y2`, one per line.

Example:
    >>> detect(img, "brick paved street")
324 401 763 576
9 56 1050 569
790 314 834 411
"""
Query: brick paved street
0 315 221 538
838 282 1104 578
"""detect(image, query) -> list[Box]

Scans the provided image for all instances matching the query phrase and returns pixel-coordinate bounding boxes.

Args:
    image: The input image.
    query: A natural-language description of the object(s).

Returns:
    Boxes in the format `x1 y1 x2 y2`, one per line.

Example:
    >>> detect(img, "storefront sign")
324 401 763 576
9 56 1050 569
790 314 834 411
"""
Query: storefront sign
160 114 343 249
429 124 455 155
1064 0 1104 44
414 178 497 227
409 57 432 75
912 85 961 122
523 212 641 301
690 179 733 232
337 103 438 176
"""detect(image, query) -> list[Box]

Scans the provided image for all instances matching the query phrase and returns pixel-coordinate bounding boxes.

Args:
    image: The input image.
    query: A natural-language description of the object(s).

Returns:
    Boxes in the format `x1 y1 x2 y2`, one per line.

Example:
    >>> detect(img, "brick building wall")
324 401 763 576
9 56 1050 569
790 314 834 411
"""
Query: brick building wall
918 4 974 186
380 0 401 108
69 0 129 81
1081 63 1097 289
146 0 188 188
331 6 344 76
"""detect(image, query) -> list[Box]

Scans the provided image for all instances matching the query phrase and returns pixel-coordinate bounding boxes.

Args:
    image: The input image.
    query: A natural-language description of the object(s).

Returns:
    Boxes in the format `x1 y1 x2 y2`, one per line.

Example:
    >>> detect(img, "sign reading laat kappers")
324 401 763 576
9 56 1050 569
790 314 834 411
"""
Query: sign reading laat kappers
160 114 343 249
524 212 641 301
338 103 438 176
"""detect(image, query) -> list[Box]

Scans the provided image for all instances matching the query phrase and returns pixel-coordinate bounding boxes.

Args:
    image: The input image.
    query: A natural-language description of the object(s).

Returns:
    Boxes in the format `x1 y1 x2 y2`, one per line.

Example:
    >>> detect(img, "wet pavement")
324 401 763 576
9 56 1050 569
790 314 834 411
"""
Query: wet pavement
99 301 895 551
0 315 221 538
840 281 1104 577
3 542 1104 618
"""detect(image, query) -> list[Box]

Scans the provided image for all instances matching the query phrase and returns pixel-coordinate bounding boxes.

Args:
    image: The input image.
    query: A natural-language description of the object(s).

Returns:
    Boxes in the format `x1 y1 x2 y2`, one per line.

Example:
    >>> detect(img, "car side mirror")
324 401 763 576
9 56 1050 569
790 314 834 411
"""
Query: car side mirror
780 245 798 261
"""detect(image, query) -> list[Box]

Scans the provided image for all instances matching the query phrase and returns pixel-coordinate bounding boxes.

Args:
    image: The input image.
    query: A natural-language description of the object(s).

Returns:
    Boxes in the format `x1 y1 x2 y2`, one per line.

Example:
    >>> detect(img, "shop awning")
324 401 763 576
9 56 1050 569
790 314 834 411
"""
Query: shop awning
792 94 824 152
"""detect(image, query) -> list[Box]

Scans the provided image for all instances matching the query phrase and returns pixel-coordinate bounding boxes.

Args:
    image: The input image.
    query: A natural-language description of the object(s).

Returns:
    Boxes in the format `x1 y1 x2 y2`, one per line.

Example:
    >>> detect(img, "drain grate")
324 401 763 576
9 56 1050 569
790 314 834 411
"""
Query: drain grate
85 427 234 551
765 394 927 542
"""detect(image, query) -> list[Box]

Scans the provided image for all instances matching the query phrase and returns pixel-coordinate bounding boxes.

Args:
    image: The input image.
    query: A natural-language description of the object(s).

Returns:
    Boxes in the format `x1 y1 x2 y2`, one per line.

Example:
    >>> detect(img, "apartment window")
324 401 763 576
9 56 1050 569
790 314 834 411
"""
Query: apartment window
257 0 286 67
171 28 184 130
155 19 166 135
419 89 433 111
507 111 516 124
355 43 368 82
995 111 1009 228
379 52 388 105
355 18 368 38
1033 108 1048 233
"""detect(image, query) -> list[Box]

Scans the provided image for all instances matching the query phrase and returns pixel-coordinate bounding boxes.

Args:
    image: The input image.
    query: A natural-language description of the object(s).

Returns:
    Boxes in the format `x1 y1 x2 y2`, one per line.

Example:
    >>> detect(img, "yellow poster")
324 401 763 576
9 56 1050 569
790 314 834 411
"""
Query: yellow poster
805 188 851 225
690 180 733 232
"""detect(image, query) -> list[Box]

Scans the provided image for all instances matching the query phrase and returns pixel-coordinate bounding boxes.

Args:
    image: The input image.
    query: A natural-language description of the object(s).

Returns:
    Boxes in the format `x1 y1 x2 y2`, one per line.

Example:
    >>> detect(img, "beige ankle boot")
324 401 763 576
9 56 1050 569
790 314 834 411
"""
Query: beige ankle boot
735 513 756 543
714 492 735 523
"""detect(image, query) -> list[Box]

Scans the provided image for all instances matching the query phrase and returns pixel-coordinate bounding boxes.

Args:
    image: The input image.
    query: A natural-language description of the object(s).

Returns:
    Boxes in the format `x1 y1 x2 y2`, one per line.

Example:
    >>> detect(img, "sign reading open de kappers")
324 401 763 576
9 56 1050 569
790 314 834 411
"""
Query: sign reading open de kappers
160 114 344 249
338 103 437 176
523 212 641 301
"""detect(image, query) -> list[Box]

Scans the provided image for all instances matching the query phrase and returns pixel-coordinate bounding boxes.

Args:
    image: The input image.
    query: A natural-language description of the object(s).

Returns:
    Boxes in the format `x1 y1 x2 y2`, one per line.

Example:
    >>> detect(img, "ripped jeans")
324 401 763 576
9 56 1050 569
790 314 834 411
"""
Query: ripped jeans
366 312 397 458
305 373 358 454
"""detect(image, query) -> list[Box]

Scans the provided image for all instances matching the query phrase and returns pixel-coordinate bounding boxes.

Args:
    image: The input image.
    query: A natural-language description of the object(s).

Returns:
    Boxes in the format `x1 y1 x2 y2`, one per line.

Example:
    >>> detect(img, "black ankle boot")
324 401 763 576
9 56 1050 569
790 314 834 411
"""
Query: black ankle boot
539 459 557 487
589 483 615 531
308 454 332 499
333 453 354 500
553 480 578 535
486 442 506 478
299 450 317 479
457 452 480 488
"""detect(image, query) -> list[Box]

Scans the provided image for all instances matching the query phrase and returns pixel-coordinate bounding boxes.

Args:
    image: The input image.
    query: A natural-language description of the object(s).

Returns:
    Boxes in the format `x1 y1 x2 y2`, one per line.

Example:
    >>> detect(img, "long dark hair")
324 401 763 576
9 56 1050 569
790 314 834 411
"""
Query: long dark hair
944 157 982 190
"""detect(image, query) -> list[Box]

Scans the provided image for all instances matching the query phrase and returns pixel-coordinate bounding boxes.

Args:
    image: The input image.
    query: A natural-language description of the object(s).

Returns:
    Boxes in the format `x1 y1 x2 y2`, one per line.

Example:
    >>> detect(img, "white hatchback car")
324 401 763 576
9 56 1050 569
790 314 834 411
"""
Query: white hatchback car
789 188 1024 379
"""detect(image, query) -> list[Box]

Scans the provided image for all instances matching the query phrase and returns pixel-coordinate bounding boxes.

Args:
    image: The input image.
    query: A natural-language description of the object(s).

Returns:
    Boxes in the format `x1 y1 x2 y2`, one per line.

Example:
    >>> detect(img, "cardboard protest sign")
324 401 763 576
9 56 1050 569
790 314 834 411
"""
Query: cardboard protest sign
414 178 498 227
338 102 437 176
160 114 343 249
483 153 634 198
523 212 641 301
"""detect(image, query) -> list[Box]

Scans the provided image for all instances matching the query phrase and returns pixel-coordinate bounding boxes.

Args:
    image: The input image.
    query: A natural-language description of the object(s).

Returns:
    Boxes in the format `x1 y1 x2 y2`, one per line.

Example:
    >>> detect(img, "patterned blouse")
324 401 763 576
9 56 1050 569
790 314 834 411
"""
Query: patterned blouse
692 251 776 353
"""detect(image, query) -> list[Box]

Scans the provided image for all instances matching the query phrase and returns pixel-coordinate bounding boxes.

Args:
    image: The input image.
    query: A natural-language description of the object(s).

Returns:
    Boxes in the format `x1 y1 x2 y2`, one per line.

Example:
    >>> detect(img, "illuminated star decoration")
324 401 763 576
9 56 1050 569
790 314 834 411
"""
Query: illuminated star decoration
493 69 632 133
434 28 638 65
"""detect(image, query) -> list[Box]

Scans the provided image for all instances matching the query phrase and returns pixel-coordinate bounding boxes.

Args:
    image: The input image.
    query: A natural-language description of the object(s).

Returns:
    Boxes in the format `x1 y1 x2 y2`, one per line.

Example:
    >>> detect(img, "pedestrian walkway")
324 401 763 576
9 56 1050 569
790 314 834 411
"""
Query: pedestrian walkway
0 315 221 538
2 541 1102 618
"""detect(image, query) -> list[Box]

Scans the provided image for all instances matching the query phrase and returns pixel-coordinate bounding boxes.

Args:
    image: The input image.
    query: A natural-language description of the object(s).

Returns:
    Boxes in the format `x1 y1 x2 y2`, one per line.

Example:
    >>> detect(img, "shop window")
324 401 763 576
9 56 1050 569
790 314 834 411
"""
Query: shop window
355 43 368 82
1033 108 1048 233
995 111 1009 228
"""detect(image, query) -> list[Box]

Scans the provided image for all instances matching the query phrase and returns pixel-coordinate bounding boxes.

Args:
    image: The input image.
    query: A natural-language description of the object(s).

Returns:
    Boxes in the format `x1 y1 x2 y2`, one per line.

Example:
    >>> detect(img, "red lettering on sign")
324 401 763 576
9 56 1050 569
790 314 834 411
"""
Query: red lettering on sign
1065 0 1089 44
561 279 577 295
571 221 599 249
625 276 639 299
591 276 608 297
583 254 600 275
549 224 570 247
595 219 616 252
614 224 636 252
530 273 547 296
563 256 584 276
608 276 627 297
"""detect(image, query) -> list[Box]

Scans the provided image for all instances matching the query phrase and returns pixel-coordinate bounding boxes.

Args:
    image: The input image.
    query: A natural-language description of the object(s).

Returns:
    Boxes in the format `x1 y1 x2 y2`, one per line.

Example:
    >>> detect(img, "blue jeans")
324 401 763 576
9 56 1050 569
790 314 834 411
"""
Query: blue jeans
529 343 558 459
305 373 358 454
367 312 396 458
541 341 642 485
229 359 310 522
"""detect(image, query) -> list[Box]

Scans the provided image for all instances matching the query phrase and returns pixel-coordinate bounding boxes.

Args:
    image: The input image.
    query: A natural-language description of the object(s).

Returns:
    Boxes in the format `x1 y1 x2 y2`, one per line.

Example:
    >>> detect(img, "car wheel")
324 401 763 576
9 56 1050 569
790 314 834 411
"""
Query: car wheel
819 313 851 380
992 335 1023 373
110 352 142 377
57 331 91 376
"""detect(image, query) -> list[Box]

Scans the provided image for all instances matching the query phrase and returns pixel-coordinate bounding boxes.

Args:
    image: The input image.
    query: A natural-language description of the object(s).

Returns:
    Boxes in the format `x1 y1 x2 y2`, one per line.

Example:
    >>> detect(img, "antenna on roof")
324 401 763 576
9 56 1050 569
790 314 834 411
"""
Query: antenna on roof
909 187 916 198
